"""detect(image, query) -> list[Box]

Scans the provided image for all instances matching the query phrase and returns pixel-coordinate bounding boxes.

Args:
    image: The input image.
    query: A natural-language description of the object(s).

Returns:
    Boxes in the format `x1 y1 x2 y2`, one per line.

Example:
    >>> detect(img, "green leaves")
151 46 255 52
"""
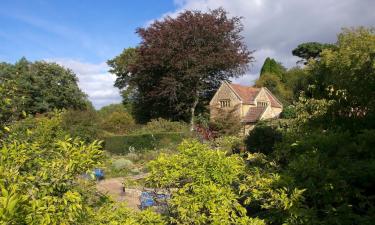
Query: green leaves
0 128 103 224
147 140 263 224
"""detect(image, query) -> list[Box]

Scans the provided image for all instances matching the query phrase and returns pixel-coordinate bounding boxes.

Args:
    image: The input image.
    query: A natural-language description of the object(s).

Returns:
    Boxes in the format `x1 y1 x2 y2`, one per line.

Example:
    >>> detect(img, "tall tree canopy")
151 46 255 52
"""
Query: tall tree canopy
307 27 375 127
108 8 252 125
259 57 286 77
292 42 336 64
0 58 88 117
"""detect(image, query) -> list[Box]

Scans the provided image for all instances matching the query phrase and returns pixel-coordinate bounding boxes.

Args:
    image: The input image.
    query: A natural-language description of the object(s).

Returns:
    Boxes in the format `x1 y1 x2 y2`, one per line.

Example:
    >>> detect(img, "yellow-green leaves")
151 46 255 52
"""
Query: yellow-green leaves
147 140 263 224
0 133 103 224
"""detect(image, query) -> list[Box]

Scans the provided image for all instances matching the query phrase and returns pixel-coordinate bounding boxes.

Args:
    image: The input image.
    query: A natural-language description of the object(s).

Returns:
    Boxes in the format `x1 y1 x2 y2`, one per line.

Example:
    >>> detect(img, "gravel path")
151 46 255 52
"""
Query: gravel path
96 177 142 210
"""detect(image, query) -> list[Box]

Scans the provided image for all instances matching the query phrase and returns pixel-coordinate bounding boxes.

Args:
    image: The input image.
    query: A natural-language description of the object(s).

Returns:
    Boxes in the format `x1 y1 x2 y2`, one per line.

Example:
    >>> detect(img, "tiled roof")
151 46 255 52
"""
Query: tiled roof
228 83 282 108
228 83 260 104
264 89 283 108
242 106 266 123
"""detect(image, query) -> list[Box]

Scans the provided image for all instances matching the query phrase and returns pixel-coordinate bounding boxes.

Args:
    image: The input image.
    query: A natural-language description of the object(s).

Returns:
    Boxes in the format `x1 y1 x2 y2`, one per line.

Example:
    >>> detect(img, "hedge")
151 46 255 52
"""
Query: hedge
104 132 186 154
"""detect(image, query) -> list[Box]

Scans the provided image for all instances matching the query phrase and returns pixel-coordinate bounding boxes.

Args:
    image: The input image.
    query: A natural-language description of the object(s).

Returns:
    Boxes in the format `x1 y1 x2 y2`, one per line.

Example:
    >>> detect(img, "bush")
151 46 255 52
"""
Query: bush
209 107 242 136
125 152 140 162
214 136 244 154
104 132 185 154
61 109 100 142
245 125 282 155
9 112 67 147
135 118 189 134
147 140 264 224
0 128 103 224
112 158 134 170
280 105 296 119
100 111 136 135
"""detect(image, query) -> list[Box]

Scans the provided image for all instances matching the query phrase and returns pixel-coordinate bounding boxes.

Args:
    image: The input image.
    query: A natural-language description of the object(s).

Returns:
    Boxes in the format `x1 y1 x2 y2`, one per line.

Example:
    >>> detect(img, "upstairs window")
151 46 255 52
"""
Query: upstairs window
257 101 268 107
220 99 231 108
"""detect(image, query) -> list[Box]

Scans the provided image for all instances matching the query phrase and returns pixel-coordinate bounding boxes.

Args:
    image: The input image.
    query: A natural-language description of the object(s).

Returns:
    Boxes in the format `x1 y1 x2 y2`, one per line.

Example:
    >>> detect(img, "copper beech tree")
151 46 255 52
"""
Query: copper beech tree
108 8 252 127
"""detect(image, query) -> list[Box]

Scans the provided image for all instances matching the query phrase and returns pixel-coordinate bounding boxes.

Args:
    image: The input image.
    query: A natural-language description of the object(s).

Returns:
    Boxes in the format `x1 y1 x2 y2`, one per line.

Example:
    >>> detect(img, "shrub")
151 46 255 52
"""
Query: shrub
209 107 242 136
97 103 128 118
61 109 100 143
112 158 133 171
136 118 189 134
100 111 136 135
104 132 185 154
125 152 140 162
214 136 244 154
147 140 264 224
9 112 67 147
280 105 296 119
245 125 282 155
0 133 103 224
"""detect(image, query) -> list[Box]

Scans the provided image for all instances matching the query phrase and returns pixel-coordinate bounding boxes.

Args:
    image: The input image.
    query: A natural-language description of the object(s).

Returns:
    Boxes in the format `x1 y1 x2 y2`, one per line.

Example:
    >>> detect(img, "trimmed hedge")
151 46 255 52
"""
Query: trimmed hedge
104 132 186 154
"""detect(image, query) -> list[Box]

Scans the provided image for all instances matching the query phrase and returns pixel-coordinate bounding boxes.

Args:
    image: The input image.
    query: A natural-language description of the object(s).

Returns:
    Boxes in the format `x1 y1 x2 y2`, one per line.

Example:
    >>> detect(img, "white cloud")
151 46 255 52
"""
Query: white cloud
48 59 122 109
165 0 375 85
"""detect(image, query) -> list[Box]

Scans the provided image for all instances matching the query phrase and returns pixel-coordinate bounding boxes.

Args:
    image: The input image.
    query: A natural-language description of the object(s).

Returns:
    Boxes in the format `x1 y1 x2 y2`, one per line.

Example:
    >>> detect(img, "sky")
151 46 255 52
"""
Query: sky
0 0 374 108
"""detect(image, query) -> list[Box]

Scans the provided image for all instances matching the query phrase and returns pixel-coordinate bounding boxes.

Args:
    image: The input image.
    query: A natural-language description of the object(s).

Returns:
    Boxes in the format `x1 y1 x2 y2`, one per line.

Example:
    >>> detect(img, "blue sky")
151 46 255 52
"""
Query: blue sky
1 0 374 108
0 0 175 63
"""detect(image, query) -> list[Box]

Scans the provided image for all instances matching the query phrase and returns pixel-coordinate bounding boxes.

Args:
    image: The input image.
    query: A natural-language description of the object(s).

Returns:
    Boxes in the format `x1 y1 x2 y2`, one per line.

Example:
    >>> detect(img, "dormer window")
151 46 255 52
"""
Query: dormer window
257 101 268 107
220 99 231 108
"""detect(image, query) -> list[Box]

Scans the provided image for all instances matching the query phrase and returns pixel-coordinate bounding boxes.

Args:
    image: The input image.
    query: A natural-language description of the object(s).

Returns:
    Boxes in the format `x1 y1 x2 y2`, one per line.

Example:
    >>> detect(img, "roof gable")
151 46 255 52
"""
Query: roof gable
228 83 260 104
263 87 283 108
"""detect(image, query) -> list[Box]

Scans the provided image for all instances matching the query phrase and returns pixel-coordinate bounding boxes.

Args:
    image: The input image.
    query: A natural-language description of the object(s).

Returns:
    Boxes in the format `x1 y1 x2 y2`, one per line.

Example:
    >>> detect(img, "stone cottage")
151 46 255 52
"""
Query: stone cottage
209 81 283 135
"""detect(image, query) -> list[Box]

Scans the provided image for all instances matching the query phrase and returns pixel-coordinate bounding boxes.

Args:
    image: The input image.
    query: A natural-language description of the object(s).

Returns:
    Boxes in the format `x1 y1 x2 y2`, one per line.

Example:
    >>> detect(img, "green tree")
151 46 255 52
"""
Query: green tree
0 58 89 116
268 27 375 224
307 27 375 128
292 42 336 64
282 67 311 100
260 57 286 78
108 8 252 127
255 73 293 104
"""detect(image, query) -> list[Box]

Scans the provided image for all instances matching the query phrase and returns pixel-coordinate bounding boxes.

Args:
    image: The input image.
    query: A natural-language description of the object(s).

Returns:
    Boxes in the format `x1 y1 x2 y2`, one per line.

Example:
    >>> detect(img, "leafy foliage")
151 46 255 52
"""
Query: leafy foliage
245 124 282 155
213 135 244 154
209 105 242 136
147 140 265 225
306 27 375 128
260 57 286 78
100 111 136 135
0 135 103 224
137 118 189 134
0 58 89 116
97 103 129 118
255 73 293 104
61 109 101 143
91 202 165 225
104 132 185 154
292 42 336 64
109 8 252 124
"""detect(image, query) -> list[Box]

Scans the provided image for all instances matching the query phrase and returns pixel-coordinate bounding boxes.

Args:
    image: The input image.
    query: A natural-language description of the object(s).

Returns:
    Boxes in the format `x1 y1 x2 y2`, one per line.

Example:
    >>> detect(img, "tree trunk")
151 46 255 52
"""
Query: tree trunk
190 93 199 131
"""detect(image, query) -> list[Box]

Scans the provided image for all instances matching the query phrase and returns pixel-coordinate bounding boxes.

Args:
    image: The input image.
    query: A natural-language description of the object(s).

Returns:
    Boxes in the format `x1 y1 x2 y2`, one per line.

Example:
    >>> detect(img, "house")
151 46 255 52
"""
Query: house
209 81 283 135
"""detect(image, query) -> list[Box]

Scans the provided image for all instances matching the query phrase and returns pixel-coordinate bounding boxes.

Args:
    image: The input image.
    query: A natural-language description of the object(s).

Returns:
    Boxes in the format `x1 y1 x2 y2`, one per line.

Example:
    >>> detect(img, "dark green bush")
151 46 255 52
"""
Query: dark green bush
104 132 185 154
133 118 189 134
280 105 296 119
245 125 282 155
61 109 101 143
